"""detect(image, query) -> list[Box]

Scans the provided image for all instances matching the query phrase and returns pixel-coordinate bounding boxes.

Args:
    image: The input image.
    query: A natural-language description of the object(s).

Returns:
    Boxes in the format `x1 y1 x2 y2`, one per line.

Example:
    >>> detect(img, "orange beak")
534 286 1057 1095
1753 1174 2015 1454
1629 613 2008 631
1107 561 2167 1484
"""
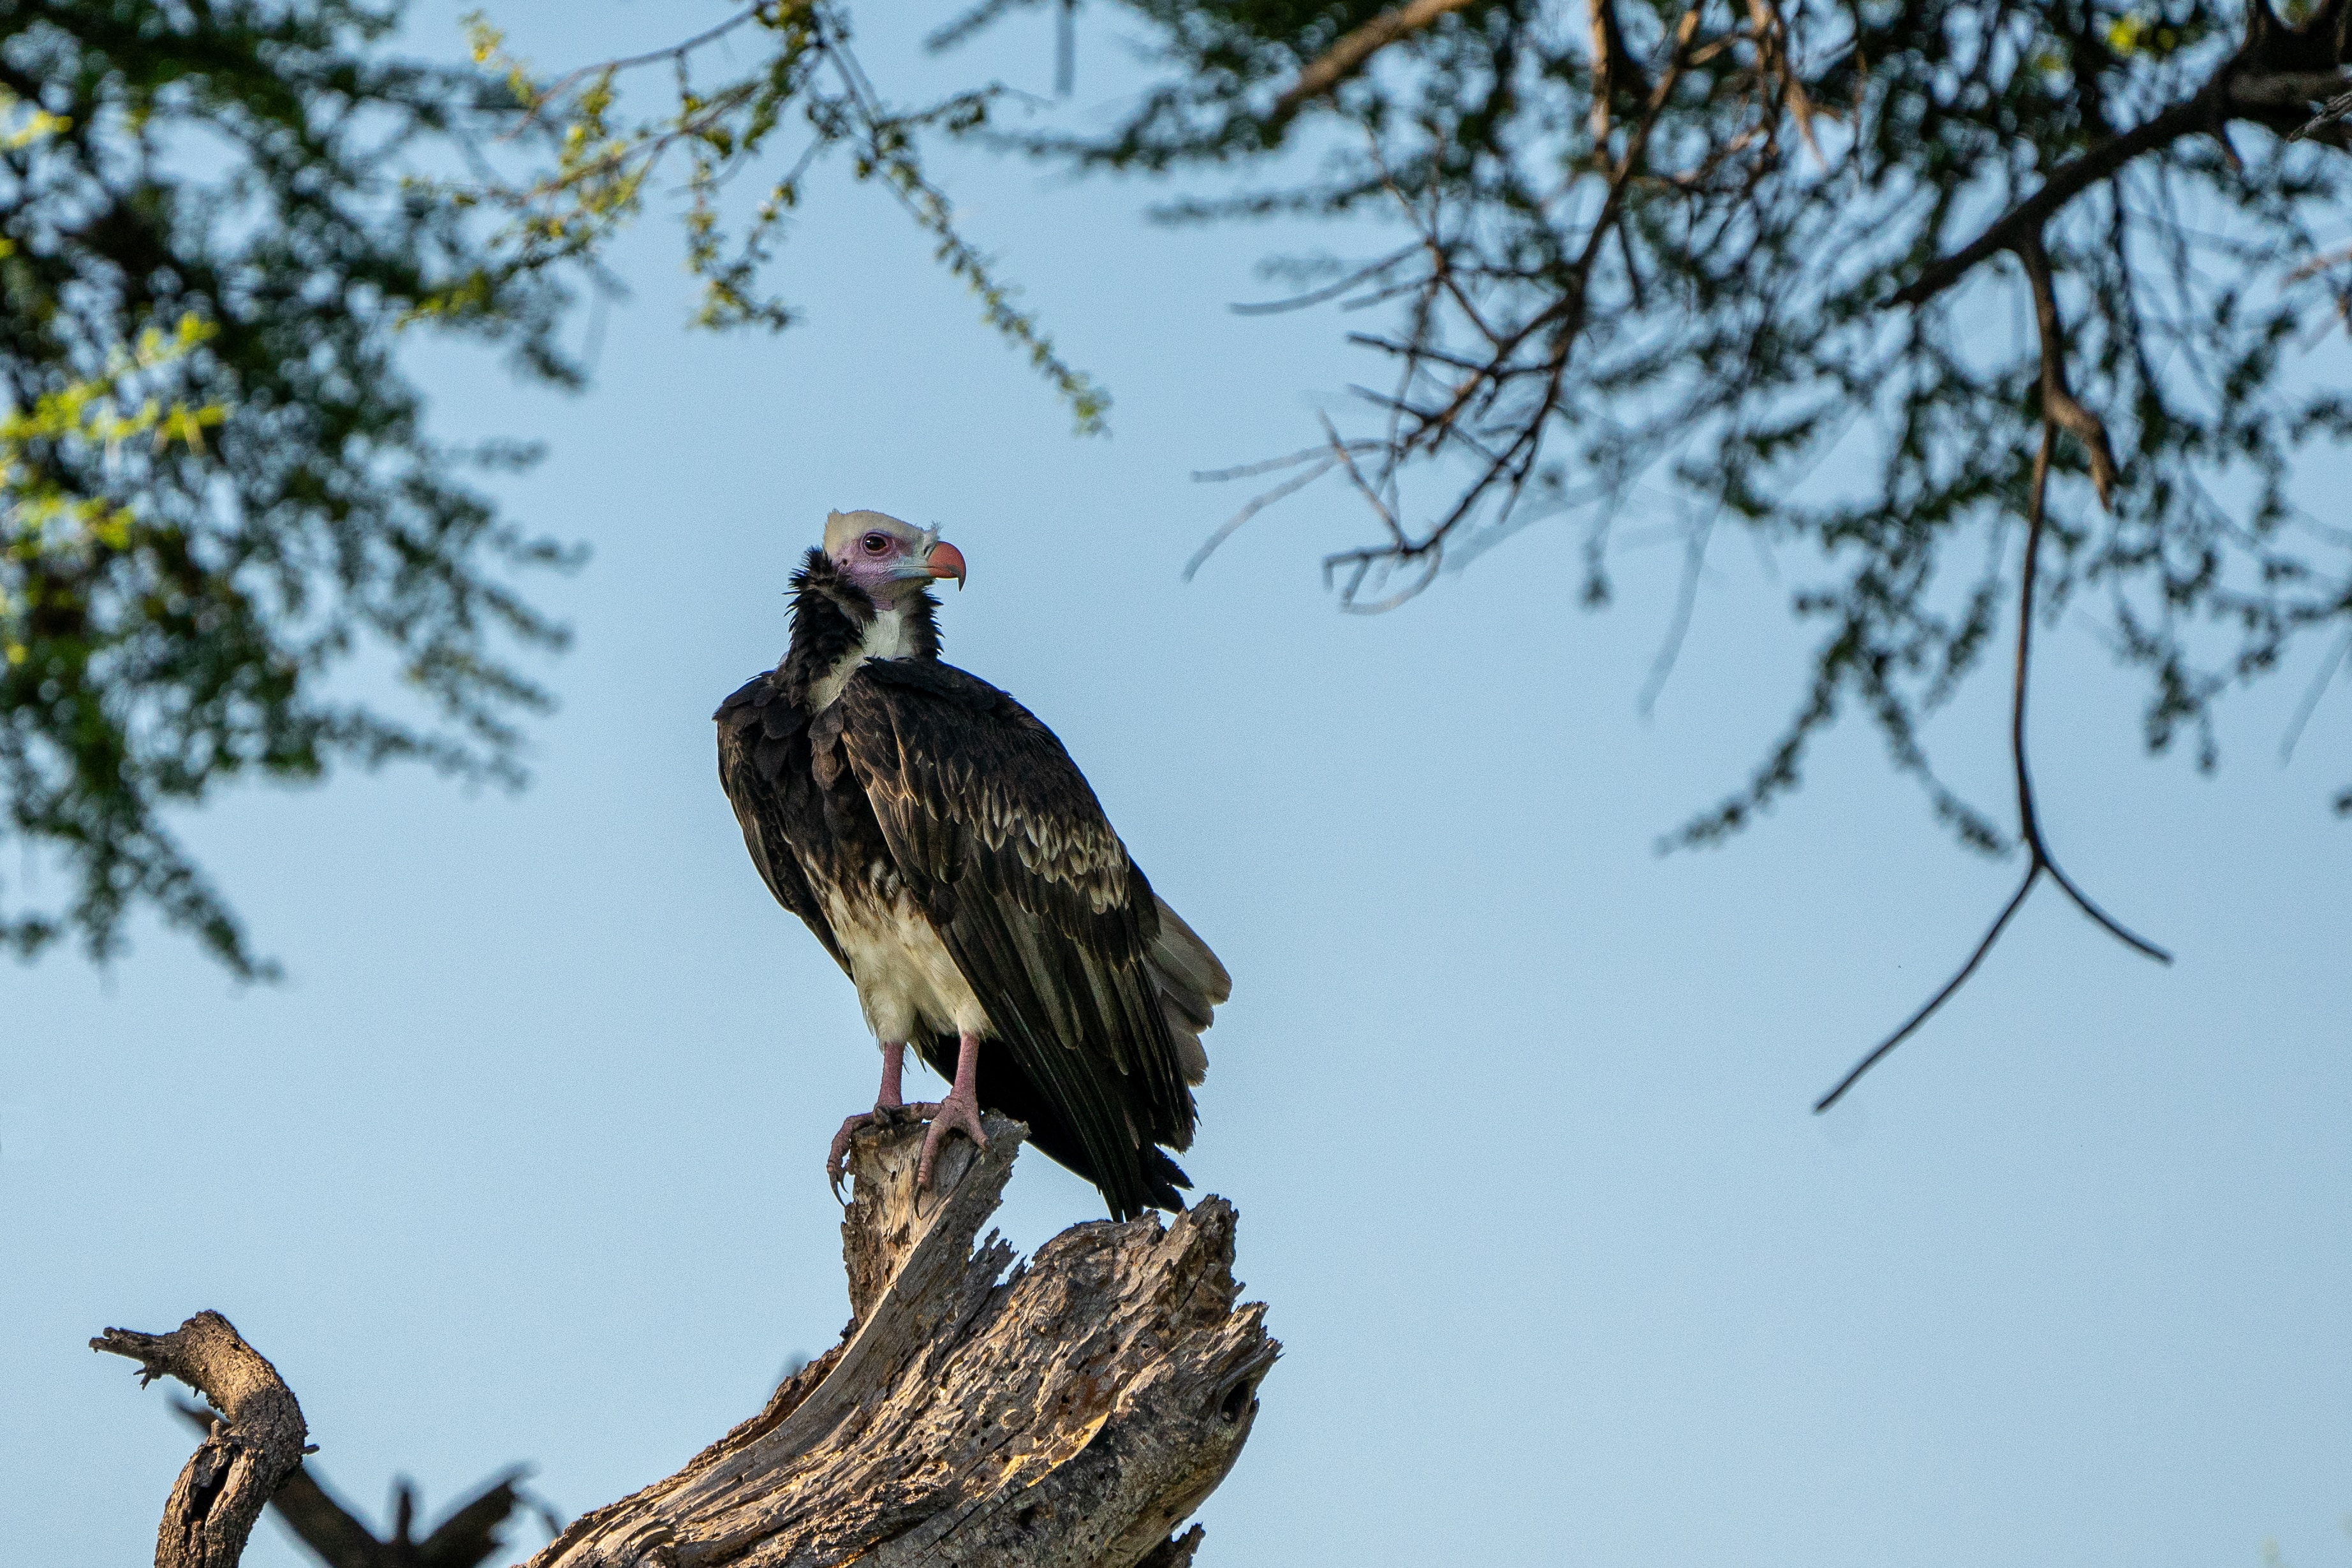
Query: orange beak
925 539 967 590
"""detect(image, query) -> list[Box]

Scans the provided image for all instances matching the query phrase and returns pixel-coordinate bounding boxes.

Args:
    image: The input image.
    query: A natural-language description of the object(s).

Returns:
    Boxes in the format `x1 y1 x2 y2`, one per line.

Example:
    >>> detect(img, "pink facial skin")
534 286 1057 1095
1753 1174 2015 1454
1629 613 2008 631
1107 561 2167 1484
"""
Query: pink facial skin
832 527 966 605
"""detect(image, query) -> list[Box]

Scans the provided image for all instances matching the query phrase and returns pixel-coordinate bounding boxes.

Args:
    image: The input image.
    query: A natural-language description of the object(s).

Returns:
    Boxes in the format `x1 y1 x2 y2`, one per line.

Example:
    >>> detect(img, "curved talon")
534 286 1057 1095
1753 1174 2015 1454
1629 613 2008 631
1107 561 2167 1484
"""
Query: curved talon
827 1103 939 1203
826 1113 871 1204
916 1092 988 1191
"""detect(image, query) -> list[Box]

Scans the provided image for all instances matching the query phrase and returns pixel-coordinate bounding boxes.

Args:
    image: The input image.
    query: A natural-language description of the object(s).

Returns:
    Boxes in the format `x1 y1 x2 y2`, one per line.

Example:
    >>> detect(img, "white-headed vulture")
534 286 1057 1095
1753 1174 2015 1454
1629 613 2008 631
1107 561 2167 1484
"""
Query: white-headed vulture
715 510 1230 1220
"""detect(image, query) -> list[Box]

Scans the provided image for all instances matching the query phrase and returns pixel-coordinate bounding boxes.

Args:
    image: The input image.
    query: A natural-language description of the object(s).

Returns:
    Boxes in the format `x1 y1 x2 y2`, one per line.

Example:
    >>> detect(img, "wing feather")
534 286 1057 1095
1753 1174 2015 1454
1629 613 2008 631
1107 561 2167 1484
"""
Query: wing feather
716 674 851 976
834 659 1198 1215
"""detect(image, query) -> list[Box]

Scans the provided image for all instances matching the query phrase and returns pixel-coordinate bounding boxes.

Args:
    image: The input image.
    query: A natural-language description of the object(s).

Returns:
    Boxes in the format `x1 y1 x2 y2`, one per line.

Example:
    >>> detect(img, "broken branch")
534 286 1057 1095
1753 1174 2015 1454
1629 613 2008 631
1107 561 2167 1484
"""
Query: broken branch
94 1312 310 1568
529 1115 1275 1567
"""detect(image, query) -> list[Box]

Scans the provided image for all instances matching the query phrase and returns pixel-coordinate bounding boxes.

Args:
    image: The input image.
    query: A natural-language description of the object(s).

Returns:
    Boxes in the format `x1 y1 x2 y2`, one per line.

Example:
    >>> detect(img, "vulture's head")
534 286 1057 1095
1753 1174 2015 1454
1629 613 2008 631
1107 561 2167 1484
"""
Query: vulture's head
823 509 967 606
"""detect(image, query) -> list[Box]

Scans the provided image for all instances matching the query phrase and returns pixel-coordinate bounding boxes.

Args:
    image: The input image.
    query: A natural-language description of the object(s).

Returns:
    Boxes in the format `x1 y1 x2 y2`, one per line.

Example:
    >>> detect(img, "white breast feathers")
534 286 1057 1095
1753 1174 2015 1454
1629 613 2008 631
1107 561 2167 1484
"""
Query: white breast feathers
807 607 914 713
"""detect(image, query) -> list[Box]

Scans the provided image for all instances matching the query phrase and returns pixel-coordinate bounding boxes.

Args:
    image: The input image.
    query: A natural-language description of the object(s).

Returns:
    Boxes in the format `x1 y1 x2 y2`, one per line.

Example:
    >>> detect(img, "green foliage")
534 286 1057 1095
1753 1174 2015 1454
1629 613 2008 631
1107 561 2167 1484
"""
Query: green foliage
0 0 582 974
15 0 2350 979
456 2 1110 432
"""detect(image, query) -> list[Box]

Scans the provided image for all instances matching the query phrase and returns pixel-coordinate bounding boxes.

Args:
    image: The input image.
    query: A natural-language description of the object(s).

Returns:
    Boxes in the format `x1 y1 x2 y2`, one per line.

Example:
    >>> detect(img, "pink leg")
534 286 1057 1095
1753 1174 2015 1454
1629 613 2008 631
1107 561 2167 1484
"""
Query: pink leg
827 1041 913 1198
918 1030 989 1191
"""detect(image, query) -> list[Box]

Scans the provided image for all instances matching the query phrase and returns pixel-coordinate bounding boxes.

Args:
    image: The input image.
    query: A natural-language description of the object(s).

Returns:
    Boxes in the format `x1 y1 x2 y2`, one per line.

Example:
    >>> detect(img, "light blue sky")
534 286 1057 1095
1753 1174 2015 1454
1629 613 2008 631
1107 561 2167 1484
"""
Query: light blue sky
5 6 2348 1566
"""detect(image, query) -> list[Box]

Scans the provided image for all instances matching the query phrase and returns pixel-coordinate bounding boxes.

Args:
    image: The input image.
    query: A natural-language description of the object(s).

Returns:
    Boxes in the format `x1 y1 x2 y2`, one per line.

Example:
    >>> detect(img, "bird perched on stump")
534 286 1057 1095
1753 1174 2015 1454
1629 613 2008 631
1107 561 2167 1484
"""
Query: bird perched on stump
715 510 1230 1220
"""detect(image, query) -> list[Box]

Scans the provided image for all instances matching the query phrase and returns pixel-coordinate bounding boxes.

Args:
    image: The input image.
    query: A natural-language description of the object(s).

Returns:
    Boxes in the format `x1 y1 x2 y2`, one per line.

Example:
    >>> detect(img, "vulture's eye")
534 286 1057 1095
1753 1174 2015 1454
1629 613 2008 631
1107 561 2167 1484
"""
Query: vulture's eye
862 532 891 556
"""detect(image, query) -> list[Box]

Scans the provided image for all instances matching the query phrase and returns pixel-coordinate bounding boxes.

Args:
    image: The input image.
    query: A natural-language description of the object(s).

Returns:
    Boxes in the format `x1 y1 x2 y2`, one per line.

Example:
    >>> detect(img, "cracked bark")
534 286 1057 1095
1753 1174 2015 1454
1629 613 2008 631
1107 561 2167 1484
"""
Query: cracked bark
94 1118 1270 1568
93 1311 312 1568
529 1113 1277 1568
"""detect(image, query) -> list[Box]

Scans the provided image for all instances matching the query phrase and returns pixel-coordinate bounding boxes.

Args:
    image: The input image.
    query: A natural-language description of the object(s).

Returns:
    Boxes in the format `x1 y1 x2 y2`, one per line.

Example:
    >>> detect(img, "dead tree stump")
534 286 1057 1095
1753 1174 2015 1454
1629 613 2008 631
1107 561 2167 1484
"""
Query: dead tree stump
529 1112 1277 1568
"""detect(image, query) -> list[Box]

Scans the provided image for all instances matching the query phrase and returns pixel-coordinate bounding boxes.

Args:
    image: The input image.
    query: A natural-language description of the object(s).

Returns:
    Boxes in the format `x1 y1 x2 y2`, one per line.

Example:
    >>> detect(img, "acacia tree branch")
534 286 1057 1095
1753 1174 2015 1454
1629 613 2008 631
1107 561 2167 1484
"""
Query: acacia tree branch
2017 231 2119 507
1741 0 1823 162
1816 308 2170 1111
517 3 788 131
1812 835 2045 1111
94 1312 311 1568
1892 84 2225 308
1300 0 1706 606
1589 0 1653 138
2291 82 2352 137
1898 13 2352 314
1802 15 2352 1106
1268 0 1487 129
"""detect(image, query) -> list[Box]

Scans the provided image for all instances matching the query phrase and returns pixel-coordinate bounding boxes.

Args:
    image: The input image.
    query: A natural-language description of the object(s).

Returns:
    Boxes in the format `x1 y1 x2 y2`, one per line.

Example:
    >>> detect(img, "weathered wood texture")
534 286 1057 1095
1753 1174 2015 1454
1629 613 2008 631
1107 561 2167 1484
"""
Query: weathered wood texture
531 1113 1277 1568
92 1310 311 1568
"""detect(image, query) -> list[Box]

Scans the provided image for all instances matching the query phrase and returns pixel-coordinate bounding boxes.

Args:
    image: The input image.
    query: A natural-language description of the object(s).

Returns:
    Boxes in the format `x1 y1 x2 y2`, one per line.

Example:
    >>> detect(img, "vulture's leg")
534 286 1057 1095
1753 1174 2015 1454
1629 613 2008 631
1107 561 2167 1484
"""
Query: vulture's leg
826 1041 911 1199
918 1030 989 1190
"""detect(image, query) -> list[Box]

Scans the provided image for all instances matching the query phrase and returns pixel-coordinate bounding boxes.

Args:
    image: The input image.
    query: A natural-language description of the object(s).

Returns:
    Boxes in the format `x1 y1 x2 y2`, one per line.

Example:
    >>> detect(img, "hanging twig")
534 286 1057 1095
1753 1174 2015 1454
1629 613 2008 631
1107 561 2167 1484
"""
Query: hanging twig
1816 264 2172 1113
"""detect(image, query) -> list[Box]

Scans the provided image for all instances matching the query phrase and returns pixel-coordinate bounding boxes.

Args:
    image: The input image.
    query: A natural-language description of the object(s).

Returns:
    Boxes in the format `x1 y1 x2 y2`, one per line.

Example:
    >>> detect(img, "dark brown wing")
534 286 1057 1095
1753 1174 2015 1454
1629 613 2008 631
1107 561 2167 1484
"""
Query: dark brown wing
716 673 850 976
830 658 1195 1217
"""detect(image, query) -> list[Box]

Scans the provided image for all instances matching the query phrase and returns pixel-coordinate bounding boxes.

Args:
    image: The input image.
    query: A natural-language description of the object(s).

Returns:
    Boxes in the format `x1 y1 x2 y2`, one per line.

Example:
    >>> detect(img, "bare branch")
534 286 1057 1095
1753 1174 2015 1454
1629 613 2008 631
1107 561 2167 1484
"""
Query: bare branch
2281 625 2352 761
1588 0 1653 139
2282 240 2352 284
1185 458 1337 580
1818 411 2170 1112
1230 247 1418 315
1321 411 1407 548
172 1400 550 1568
1742 0 1824 164
1894 80 2226 309
94 1312 310 1568
1638 516 1714 716
1267 0 1487 131
2290 81 2352 138
1814 861 2042 1112
1191 443 1374 483
2017 231 2119 508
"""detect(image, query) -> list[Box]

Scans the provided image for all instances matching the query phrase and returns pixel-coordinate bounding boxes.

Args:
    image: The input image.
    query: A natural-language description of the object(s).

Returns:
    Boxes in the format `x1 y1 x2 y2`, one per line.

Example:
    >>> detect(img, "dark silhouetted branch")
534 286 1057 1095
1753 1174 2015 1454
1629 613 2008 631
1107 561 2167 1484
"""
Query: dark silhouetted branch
1892 86 2223 309
2291 82 2352 137
172 1401 552 1568
1816 406 2172 1112
1899 2 2352 312
1814 853 2044 1113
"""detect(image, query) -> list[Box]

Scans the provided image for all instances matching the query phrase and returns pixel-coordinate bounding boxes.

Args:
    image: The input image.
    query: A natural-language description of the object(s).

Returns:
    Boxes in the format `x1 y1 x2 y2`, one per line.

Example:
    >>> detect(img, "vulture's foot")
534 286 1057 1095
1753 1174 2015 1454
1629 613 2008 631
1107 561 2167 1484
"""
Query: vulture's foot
917 1086 989 1191
827 1102 920 1204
